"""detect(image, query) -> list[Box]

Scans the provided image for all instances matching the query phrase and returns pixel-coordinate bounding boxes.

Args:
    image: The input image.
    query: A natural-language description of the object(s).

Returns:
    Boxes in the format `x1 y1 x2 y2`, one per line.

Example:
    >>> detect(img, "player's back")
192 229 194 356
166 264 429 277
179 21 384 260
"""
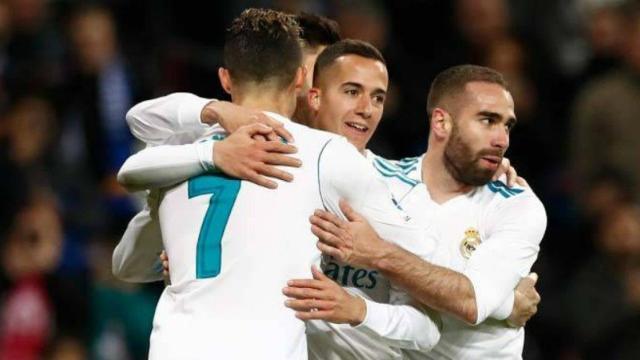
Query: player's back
149 114 338 360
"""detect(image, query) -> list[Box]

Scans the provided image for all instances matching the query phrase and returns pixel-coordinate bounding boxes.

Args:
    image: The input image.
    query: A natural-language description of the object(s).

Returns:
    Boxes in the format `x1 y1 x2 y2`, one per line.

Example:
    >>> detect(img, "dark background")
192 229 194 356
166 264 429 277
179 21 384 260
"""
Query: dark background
0 0 639 359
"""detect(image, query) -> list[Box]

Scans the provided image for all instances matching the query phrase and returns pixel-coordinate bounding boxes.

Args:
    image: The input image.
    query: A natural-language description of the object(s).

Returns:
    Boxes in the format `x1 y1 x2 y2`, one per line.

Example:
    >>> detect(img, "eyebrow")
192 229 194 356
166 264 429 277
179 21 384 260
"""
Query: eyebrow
478 110 517 125
342 82 387 96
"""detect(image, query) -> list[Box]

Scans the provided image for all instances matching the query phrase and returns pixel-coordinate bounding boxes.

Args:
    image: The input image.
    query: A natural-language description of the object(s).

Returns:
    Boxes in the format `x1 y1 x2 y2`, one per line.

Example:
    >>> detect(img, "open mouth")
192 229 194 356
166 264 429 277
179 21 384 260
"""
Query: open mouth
345 122 369 133
482 156 501 165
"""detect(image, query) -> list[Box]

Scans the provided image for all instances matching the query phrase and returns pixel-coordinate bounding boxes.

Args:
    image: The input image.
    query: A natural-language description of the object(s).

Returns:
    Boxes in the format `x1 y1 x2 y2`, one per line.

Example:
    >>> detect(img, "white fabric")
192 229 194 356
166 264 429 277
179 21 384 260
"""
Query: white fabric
112 94 442 359
116 96 426 360
394 155 547 360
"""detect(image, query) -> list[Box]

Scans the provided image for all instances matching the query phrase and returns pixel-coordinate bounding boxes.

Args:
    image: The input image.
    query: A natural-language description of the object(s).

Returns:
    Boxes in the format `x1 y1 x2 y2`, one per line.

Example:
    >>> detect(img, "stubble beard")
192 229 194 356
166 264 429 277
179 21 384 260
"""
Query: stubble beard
443 125 499 186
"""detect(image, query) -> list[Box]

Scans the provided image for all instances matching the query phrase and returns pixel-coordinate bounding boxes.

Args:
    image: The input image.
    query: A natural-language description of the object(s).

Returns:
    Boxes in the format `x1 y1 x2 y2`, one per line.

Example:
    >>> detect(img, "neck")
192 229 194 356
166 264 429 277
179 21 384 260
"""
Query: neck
422 149 474 204
232 87 296 118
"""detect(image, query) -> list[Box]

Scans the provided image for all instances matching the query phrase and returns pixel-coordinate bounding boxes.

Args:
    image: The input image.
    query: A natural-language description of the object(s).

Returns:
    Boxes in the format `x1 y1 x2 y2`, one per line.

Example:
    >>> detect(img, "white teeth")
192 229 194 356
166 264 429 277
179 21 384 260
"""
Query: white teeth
347 123 367 131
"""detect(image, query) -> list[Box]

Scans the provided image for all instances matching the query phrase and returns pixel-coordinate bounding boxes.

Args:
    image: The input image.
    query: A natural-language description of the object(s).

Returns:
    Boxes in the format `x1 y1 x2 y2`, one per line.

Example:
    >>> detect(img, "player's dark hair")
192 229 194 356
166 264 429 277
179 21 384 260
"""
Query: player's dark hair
224 8 302 89
313 39 386 85
427 65 508 117
295 12 341 49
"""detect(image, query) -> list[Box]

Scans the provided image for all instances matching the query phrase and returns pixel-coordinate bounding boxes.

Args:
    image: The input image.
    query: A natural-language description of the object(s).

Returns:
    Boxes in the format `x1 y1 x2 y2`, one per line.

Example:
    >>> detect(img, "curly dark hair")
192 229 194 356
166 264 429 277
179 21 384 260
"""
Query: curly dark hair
224 8 303 89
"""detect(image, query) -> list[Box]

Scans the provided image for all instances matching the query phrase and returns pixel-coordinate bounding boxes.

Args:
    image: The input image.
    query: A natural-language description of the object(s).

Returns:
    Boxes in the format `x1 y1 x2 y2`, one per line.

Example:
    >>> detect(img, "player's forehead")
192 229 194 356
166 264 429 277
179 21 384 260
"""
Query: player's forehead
460 81 514 119
321 54 388 89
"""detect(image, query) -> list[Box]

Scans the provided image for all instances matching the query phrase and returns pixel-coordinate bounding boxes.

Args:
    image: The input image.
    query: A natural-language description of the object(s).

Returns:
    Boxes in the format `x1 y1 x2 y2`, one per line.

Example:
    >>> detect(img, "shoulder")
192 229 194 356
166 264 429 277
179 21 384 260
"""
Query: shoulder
480 180 546 222
286 122 344 146
370 154 420 187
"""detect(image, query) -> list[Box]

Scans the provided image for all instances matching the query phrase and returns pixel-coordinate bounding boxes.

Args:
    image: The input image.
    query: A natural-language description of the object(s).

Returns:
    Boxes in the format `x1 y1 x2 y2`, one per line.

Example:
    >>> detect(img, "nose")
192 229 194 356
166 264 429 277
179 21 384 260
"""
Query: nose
492 127 509 150
355 95 373 119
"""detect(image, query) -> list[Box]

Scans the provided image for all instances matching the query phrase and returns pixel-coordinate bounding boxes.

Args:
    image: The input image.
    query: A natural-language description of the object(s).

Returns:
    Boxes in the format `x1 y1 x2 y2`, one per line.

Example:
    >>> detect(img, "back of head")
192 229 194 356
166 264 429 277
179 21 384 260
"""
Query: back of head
224 8 302 90
296 12 341 51
313 38 386 86
426 64 507 117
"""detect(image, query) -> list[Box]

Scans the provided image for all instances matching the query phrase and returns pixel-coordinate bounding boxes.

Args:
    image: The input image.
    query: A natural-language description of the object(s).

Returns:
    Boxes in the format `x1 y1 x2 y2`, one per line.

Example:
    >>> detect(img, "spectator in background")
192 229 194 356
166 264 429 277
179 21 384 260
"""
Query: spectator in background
0 95 56 236
57 4 139 230
563 201 640 359
0 194 62 360
4 0 63 99
570 0 640 204
577 0 628 81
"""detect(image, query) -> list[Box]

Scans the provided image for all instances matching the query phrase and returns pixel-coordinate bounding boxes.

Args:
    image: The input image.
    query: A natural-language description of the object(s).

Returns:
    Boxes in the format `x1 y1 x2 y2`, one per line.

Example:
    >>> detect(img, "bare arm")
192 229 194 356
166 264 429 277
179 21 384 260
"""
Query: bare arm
311 197 545 325
375 242 479 324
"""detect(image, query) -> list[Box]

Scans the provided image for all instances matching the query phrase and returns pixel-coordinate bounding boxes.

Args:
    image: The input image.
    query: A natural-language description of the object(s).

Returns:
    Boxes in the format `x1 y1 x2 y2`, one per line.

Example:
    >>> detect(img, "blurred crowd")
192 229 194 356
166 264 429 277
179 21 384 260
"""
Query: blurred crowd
0 0 638 359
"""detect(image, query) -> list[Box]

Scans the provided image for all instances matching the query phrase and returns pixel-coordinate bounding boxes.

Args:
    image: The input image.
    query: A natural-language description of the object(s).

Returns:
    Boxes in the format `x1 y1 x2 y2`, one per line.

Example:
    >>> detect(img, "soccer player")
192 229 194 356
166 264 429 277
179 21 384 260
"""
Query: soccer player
307 65 547 359
125 9 434 360
112 12 341 281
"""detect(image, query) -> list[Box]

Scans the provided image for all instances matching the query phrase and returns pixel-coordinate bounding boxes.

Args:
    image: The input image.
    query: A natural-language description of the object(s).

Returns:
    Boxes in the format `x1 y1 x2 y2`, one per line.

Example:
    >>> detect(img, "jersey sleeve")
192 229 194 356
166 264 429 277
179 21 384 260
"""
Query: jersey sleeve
353 284 441 351
464 193 547 324
112 191 164 283
126 92 213 146
117 139 217 191
317 137 426 257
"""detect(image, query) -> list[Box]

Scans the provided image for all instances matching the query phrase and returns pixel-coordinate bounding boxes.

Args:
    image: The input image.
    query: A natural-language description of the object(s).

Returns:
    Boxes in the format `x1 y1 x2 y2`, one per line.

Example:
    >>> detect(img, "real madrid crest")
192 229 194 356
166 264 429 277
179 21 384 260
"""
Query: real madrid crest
460 228 481 259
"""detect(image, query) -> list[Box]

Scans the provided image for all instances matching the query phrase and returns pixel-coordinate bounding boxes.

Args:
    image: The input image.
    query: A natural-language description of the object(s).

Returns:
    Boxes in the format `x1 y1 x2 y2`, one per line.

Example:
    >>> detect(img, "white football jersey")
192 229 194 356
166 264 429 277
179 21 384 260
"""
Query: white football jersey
380 154 547 360
306 151 443 360
137 112 423 360
113 94 441 359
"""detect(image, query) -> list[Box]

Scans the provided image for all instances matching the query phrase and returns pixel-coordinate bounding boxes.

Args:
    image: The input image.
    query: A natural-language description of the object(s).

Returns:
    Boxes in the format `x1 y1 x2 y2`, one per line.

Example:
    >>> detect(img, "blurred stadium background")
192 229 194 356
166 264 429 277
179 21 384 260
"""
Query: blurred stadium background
0 0 639 359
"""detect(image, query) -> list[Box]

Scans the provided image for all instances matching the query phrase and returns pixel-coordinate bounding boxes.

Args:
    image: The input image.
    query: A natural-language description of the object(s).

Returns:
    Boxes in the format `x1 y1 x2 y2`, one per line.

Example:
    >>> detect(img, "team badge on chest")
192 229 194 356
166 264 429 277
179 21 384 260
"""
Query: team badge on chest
460 228 481 259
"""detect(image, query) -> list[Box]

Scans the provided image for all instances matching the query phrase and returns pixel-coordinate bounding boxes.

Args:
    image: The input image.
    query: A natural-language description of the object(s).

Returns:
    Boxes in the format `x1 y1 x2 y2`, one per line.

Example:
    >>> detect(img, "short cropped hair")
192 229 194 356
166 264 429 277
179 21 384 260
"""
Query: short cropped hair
313 39 386 85
224 8 302 89
295 12 341 49
426 65 507 116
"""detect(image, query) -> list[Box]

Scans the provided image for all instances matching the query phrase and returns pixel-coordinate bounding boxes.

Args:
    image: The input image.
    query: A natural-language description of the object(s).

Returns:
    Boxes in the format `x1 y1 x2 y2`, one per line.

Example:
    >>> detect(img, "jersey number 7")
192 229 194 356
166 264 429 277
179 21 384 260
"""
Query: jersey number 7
188 174 241 279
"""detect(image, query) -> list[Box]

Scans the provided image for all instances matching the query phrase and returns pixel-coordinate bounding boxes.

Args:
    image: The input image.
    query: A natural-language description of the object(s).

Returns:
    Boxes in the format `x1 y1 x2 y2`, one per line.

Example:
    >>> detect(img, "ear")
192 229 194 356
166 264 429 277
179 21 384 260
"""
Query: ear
294 66 307 91
430 108 452 140
307 87 321 112
218 67 232 94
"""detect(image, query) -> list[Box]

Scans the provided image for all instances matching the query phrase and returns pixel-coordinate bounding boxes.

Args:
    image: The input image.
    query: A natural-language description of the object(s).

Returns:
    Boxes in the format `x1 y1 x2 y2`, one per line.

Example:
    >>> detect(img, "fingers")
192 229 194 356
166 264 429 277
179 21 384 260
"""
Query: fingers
311 265 328 281
339 199 360 221
240 123 273 136
257 115 294 143
517 273 538 289
285 299 334 312
272 126 294 144
310 215 343 240
311 224 342 248
283 286 328 300
506 165 517 187
263 153 302 168
293 309 335 321
252 134 269 142
255 163 294 183
262 141 298 154
516 176 529 188
313 209 347 229
316 240 344 260
244 170 278 190
286 278 326 290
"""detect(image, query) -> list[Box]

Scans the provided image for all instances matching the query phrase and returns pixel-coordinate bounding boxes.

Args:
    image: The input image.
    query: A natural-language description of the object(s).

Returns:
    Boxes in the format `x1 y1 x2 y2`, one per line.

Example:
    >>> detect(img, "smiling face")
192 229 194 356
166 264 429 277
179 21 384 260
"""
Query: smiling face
311 54 388 152
443 81 516 185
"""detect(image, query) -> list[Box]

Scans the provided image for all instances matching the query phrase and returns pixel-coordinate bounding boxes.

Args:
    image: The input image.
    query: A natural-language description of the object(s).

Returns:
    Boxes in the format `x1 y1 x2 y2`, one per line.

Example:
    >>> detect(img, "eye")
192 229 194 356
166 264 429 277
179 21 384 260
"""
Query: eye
373 95 385 105
480 117 494 125
344 88 358 96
